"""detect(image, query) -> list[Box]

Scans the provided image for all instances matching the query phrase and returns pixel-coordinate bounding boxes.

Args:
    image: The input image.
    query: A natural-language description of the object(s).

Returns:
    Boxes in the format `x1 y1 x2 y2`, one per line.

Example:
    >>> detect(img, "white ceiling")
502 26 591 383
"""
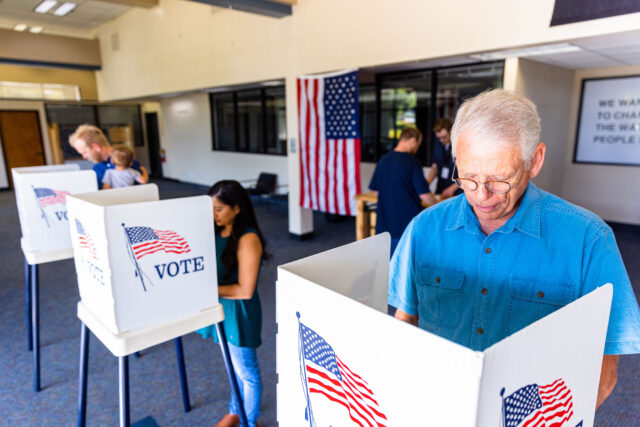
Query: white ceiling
536 30 640 68
0 0 131 37
366 29 640 74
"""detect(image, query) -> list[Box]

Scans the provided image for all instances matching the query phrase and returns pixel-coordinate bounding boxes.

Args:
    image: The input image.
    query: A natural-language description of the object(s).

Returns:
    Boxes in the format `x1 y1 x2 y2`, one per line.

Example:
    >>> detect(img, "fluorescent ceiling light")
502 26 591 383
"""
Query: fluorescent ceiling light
34 0 57 14
53 2 77 16
30 26 44 34
469 43 582 61
14 24 28 32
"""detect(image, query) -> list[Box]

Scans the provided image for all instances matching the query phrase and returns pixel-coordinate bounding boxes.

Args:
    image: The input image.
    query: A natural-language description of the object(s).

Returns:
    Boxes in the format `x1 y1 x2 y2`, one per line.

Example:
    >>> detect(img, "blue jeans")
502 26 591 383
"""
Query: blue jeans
228 344 262 426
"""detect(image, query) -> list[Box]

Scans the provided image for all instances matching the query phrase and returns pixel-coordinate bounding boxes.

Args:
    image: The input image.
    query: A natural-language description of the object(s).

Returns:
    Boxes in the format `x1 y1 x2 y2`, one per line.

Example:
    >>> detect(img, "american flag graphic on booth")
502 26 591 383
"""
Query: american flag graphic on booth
124 226 191 260
298 69 361 216
298 320 387 427
503 379 574 427
75 219 97 261
33 187 70 208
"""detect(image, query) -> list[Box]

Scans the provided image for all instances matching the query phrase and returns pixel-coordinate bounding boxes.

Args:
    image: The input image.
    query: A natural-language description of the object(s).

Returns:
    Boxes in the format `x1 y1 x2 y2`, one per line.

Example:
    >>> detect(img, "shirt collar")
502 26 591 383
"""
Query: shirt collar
446 182 541 238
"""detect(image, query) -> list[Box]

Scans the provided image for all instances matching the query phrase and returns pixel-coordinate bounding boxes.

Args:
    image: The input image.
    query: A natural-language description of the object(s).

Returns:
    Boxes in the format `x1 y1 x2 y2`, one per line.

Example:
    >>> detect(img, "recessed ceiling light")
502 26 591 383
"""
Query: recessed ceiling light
30 26 44 34
14 24 28 32
53 2 77 16
34 0 57 14
469 43 582 61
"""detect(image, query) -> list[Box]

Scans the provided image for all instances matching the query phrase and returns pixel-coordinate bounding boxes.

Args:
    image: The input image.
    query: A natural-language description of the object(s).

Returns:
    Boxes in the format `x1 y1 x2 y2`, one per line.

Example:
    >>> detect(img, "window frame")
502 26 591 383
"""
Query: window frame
209 86 287 156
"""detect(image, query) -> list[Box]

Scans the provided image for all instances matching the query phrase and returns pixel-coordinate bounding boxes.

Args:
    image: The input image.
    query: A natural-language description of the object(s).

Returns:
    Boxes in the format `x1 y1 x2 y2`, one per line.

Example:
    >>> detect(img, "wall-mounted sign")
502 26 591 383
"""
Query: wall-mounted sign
574 75 640 166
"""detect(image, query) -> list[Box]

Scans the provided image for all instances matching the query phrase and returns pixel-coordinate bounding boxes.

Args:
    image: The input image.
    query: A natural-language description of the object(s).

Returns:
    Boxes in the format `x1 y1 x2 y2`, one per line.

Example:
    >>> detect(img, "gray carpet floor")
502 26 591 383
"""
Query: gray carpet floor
1 178 638 425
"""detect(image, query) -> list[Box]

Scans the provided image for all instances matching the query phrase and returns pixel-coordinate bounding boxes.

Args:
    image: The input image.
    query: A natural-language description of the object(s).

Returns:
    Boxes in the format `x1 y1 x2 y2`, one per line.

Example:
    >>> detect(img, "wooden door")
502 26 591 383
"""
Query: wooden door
0 111 45 188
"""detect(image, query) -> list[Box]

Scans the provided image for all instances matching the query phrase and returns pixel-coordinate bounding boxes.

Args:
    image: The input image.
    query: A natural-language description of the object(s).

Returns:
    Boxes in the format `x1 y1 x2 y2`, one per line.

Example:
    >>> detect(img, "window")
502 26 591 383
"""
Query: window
210 86 287 155
360 61 504 165
45 103 144 159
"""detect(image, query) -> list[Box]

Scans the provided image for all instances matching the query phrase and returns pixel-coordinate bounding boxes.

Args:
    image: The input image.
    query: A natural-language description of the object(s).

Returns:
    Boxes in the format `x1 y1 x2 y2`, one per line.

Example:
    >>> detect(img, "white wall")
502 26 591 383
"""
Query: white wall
0 100 54 189
562 65 640 225
506 58 575 196
94 0 640 102
160 93 288 188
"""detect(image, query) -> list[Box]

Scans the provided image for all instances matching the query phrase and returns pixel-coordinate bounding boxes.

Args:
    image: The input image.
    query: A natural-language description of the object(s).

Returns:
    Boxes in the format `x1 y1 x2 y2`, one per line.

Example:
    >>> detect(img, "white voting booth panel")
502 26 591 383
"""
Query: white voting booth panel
66 184 219 335
276 234 612 427
12 164 98 254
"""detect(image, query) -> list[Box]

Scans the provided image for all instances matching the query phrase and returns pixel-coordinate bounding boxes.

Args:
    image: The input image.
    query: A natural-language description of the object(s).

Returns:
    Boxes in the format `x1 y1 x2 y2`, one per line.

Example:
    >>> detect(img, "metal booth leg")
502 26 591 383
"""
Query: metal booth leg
174 337 191 412
31 263 40 392
25 258 32 351
119 355 130 427
215 322 248 427
77 323 90 427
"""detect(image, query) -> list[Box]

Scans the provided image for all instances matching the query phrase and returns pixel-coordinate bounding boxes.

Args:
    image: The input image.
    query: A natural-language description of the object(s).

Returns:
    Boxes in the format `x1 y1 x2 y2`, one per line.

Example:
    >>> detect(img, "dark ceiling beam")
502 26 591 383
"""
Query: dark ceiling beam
98 0 159 8
189 0 292 18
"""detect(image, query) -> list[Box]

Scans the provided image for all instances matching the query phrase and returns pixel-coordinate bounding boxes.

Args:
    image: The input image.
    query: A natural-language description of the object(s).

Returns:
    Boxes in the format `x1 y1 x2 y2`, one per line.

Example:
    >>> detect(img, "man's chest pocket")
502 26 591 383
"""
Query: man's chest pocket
416 265 465 327
507 276 576 334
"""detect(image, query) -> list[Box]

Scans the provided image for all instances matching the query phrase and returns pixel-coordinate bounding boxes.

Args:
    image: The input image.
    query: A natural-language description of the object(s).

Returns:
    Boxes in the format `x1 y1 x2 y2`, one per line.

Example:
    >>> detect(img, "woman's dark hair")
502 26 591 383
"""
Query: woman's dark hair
208 180 269 280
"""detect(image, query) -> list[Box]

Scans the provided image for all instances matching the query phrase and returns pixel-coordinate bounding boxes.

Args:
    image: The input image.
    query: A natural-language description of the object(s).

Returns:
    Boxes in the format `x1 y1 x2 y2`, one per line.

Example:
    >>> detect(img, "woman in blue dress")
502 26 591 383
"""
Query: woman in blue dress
197 180 268 427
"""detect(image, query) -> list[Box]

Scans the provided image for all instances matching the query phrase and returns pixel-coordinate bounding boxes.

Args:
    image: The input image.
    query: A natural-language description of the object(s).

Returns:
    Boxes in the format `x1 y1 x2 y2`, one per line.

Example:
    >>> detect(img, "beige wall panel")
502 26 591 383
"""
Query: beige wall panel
0 64 99 101
0 29 100 68
95 0 640 101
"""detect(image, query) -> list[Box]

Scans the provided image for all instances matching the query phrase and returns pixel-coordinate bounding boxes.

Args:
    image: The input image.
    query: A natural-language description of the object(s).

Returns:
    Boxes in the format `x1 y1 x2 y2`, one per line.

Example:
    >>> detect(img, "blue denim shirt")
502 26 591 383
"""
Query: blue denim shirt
389 183 640 354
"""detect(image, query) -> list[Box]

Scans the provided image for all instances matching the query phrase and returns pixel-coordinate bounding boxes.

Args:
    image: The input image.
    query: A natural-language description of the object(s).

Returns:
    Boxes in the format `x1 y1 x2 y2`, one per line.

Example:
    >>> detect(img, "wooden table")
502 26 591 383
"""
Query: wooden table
354 192 378 241
353 192 443 240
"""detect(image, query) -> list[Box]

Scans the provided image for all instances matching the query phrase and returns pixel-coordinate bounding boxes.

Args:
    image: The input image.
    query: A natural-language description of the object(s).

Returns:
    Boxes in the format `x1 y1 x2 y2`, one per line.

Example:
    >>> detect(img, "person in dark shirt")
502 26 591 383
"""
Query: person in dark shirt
369 127 436 255
69 124 145 189
427 118 460 198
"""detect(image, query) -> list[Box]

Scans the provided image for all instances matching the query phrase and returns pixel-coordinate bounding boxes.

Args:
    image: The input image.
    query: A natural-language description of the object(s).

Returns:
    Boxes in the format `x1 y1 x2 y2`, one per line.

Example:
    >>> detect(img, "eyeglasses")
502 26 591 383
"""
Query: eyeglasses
452 164 521 195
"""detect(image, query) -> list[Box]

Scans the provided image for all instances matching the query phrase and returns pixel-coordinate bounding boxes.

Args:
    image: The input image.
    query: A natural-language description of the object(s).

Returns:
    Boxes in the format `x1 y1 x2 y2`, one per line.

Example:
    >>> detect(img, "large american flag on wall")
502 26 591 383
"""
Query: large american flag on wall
298 69 361 216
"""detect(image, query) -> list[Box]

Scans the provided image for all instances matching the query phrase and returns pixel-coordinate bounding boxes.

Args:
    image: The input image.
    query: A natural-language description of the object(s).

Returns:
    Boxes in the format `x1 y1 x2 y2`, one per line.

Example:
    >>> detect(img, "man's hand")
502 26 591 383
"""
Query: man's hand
441 183 458 199
427 163 438 184
596 355 619 409
394 308 418 326
419 192 437 207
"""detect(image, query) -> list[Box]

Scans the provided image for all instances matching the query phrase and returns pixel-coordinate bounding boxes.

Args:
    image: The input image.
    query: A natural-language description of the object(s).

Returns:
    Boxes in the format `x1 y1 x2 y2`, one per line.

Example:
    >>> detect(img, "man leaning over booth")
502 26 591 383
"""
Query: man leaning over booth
69 124 145 189
389 89 640 409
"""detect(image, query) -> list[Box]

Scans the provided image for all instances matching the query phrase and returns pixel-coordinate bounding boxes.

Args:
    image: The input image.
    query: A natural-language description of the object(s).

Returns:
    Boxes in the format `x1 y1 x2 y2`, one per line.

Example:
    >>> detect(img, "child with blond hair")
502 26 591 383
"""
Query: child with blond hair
102 145 149 189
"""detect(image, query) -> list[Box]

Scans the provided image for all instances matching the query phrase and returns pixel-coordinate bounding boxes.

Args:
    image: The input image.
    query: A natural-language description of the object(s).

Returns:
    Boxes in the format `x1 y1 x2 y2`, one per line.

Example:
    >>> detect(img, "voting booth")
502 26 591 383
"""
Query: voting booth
277 234 612 427
66 184 219 334
12 164 98 254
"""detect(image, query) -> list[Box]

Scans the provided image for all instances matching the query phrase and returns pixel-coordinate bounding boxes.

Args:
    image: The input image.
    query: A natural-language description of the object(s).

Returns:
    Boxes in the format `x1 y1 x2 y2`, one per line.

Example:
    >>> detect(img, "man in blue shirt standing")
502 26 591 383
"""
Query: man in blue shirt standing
369 127 436 255
69 124 144 189
389 89 640 409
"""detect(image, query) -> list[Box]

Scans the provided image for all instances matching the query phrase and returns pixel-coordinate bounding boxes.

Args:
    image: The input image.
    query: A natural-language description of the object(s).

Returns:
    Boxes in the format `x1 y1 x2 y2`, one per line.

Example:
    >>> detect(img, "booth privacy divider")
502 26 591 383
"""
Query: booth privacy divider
12 164 98 392
66 184 218 334
66 184 249 427
276 233 612 427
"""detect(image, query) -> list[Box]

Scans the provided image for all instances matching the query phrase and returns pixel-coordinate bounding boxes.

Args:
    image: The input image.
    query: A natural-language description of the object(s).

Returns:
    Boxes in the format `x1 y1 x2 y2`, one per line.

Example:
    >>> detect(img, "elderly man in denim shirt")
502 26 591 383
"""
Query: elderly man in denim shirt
389 89 640 409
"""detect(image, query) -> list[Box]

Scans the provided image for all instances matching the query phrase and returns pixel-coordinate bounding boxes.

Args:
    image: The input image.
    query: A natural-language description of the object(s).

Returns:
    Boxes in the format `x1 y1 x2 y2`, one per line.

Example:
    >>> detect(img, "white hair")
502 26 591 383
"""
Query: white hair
451 89 541 167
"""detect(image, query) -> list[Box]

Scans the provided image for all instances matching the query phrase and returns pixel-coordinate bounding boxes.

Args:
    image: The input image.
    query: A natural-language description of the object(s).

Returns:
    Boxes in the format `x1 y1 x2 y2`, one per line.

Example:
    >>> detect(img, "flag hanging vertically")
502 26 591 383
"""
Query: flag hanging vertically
298 69 361 216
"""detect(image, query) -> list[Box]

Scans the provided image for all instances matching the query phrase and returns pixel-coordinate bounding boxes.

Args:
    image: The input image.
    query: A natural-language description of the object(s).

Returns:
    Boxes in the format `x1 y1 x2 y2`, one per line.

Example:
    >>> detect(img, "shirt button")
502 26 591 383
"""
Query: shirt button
481 288 488 295
435 276 441 283
485 248 492 254
537 291 545 298
477 327 484 335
